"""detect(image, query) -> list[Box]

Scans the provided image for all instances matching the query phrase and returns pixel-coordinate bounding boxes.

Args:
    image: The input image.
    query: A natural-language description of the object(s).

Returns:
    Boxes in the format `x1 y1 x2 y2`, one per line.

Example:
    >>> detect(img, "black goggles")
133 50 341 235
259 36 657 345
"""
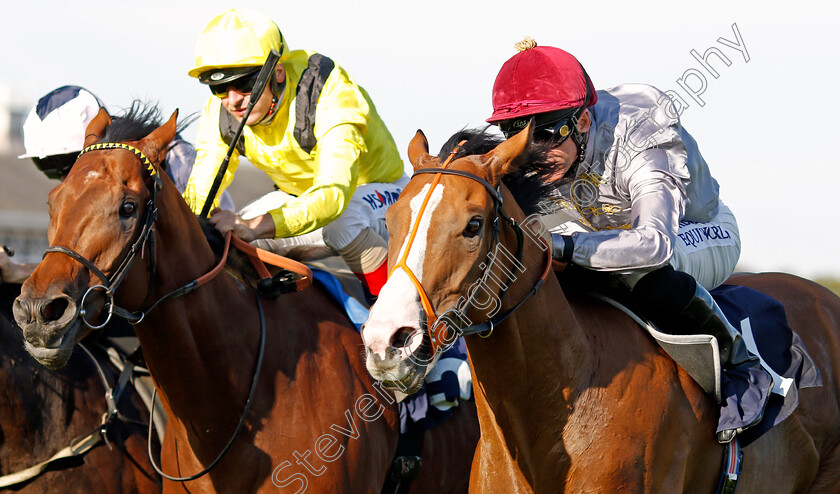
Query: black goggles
209 70 262 98
31 152 77 180
532 117 576 144
498 108 580 143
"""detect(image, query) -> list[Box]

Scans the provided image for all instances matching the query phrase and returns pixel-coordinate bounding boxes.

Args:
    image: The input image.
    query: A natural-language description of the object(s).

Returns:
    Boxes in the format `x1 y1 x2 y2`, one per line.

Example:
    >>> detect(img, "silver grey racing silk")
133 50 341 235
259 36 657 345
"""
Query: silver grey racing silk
550 84 721 271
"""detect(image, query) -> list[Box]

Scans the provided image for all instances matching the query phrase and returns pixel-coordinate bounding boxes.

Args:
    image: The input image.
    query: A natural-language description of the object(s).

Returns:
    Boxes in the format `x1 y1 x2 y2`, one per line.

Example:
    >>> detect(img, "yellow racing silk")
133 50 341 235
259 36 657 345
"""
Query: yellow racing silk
184 49 404 237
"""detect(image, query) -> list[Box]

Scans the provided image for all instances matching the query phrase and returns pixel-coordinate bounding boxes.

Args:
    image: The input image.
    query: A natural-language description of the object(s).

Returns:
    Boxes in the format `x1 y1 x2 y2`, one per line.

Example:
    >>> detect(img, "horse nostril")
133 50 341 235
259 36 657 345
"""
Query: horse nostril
40 298 69 323
390 326 421 350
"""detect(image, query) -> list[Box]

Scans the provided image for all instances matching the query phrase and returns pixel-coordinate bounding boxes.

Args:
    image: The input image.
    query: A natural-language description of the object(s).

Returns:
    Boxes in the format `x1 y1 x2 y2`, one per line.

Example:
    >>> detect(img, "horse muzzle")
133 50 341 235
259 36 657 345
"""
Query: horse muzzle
363 326 432 395
13 293 82 369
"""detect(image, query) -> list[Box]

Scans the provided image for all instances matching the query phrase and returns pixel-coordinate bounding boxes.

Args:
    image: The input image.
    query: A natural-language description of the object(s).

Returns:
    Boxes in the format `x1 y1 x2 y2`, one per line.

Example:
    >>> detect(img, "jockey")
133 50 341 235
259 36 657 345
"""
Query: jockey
183 8 407 301
0 85 231 284
487 39 767 443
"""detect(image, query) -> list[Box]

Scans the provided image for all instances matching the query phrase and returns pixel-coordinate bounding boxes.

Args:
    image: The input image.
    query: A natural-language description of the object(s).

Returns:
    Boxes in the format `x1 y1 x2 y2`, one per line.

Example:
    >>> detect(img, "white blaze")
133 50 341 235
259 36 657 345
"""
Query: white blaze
364 184 444 359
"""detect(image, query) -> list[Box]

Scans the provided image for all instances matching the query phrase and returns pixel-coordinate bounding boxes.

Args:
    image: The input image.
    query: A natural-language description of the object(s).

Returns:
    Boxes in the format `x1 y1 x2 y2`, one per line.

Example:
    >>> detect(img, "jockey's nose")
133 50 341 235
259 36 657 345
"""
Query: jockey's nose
225 89 247 105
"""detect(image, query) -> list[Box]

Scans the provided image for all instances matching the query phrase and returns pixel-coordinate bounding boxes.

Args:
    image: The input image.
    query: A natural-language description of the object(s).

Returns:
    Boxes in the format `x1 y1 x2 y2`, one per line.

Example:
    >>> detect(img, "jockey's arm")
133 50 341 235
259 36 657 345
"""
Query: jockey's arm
560 148 687 271
261 123 363 238
208 123 364 241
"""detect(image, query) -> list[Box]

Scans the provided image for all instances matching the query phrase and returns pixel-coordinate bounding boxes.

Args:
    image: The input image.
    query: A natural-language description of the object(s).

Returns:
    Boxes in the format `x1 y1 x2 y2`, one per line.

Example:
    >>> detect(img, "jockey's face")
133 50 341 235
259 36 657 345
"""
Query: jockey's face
220 65 285 126
544 109 591 182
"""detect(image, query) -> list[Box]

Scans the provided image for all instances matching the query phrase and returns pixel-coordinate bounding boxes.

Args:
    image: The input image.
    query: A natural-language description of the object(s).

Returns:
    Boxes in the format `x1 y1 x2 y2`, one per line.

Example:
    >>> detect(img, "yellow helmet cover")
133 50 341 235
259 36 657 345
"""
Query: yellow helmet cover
189 8 286 78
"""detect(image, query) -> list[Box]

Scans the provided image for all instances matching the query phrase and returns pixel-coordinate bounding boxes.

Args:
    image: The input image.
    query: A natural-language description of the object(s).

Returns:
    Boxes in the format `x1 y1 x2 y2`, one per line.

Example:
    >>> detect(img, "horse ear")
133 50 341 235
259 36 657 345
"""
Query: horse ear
480 120 533 184
407 130 436 171
137 110 178 165
83 108 112 147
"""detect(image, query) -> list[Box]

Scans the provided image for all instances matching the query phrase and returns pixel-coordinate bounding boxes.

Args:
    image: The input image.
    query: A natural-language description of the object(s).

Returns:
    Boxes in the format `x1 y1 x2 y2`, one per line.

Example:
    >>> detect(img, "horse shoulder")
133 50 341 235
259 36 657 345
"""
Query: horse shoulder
562 292 721 490
253 285 398 491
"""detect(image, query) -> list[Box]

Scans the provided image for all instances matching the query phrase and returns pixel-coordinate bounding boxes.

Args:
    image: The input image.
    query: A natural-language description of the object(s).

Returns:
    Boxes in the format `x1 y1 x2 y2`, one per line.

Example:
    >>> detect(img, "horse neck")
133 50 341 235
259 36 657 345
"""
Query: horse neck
127 180 263 432
463 192 594 430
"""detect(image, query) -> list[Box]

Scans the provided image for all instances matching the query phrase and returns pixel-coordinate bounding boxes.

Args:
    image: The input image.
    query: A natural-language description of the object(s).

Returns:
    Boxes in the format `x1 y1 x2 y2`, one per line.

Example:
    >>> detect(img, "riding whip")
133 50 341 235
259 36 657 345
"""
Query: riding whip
199 49 282 218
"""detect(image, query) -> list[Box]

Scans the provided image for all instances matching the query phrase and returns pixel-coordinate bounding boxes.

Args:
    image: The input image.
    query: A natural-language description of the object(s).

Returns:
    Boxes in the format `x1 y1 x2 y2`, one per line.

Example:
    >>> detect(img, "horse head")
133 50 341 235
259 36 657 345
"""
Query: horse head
362 123 541 393
13 107 178 369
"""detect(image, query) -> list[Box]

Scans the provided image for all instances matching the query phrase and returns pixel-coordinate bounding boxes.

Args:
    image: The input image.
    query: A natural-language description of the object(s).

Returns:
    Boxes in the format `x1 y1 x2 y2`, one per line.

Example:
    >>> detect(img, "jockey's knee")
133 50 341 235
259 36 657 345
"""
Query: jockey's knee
326 227 386 268
327 227 389 298
628 265 697 331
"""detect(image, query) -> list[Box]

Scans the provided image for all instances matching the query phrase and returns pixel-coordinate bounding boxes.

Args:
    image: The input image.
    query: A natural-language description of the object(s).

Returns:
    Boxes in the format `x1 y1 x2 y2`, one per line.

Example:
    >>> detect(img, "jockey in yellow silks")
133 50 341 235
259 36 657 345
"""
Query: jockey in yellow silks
184 8 406 300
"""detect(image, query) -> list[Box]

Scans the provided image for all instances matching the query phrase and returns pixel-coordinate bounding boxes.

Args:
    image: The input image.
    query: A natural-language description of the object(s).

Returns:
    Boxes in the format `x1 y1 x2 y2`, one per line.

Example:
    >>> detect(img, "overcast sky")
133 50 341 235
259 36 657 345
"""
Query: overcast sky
1 0 837 278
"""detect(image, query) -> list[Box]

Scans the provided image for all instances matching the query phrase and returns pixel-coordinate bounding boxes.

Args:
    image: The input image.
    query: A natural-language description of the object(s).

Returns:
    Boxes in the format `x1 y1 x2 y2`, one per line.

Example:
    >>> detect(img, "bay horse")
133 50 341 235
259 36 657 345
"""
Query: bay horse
361 123 840 492
0 282 160 492
12 108 477 493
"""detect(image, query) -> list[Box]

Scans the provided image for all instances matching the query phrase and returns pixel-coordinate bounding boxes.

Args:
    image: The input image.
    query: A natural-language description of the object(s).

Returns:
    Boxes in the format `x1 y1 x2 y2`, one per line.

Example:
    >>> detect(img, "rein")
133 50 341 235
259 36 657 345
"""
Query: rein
147 283 266 482
394 146 552 356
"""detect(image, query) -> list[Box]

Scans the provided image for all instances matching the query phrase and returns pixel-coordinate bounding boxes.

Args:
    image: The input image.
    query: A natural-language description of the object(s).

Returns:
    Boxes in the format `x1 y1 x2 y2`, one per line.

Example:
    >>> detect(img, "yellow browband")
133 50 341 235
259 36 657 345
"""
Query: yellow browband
79 142 156 177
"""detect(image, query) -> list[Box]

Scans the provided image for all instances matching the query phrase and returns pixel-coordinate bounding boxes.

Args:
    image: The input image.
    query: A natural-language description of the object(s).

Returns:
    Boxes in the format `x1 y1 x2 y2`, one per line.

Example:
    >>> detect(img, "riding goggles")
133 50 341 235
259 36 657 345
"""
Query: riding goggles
498 108 580 144
532 117 575 145
209 69 262 98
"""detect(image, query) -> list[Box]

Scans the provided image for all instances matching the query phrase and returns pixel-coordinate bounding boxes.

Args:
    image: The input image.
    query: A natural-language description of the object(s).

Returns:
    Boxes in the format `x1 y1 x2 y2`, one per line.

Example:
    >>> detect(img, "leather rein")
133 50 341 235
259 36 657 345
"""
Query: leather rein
396 146 553 357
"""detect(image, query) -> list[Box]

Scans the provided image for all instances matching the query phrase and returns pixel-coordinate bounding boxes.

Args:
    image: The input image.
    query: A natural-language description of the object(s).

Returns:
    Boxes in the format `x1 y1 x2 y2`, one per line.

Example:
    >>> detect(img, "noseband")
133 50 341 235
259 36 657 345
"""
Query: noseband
43 142 162 328
394 146 553 357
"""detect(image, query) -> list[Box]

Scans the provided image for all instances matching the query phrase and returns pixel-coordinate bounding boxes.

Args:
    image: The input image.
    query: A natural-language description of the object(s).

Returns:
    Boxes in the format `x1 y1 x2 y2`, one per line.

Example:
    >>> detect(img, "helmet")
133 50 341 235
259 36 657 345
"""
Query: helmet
189 8 286 82
19 86 105 179
487 41 597 123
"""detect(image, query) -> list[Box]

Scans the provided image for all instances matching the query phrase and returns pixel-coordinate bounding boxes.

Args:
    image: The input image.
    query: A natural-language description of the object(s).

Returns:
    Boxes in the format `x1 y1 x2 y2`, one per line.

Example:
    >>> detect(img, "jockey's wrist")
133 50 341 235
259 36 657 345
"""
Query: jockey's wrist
551 233 574 263
248 213 276 239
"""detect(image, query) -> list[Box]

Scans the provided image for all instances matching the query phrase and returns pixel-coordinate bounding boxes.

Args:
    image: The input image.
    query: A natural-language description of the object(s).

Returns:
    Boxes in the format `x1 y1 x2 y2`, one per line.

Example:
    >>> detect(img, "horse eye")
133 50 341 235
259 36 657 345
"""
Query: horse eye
463 217 482 238
120 201 136 217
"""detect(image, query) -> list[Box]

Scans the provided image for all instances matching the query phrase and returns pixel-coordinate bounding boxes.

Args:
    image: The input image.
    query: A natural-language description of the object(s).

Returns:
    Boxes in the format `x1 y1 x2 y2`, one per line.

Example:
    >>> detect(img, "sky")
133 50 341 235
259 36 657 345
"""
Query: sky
1 0 838 278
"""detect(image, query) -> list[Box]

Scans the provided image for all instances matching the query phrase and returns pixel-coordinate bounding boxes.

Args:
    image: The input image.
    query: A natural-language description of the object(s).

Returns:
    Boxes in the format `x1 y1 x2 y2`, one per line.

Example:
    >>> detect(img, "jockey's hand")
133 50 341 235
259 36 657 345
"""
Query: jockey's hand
0 249 36 284
209 209 275 242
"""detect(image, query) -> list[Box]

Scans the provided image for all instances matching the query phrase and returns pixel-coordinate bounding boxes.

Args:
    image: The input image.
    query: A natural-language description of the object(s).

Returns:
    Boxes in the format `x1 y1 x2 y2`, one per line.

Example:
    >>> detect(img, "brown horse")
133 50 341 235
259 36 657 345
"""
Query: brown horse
12 108 477 493
361 124 840 492
0 282 160 493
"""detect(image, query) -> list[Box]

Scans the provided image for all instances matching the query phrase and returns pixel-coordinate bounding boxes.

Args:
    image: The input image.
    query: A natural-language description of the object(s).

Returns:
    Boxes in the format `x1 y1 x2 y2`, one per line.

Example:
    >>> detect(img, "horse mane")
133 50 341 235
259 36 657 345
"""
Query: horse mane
99 101 197 172
436 128 556 215
100 101 193 143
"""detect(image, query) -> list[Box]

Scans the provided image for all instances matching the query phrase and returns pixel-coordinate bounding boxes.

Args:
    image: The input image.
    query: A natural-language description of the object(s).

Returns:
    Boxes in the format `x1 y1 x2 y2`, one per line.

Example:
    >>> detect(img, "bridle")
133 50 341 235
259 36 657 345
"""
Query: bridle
393 145 553 358
44 142 163 329
40 141 266 482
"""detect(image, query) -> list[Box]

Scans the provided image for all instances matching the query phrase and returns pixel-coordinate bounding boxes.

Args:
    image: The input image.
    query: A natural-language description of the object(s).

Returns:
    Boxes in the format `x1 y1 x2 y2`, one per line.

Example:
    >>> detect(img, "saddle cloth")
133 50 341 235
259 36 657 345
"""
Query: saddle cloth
598 284 821 447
